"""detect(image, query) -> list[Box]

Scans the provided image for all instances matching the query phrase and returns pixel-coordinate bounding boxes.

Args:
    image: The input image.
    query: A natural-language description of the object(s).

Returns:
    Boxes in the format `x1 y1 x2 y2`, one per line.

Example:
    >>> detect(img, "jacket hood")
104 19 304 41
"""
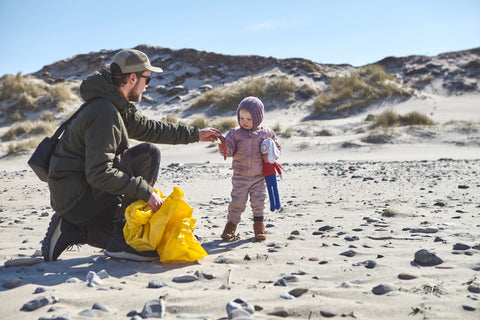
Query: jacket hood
80 68 132 113
237 96 264 130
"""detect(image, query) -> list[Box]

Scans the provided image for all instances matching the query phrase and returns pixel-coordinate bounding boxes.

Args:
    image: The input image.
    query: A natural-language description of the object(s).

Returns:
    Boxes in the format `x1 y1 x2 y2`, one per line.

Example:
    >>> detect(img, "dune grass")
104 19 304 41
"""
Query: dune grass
1 120 57 141
190 74 296 113
0 73 73 122
313 65 413 117
370 110 434 128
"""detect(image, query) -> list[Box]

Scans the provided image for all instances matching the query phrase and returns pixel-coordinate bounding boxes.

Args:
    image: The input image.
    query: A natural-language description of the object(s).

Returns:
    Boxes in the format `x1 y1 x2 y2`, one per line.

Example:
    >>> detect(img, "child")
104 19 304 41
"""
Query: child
218 96 281 241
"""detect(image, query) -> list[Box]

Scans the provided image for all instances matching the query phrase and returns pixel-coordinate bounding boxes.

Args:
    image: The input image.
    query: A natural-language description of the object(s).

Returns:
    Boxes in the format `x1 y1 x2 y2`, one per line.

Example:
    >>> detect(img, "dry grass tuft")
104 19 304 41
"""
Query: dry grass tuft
0 73 73 123
369 110 434 128
190 75 296 113
1 120 57 141
313 65 413 117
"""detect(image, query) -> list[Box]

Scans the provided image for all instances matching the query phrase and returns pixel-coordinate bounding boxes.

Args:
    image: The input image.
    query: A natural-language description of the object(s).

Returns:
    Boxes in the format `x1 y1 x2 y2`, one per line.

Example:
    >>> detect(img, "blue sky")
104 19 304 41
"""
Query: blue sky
1 0 479 76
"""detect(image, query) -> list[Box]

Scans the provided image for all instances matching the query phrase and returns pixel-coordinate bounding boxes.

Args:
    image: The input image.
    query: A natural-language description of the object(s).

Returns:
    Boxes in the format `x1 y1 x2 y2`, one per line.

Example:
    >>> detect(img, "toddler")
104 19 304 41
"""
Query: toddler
218 96 281 240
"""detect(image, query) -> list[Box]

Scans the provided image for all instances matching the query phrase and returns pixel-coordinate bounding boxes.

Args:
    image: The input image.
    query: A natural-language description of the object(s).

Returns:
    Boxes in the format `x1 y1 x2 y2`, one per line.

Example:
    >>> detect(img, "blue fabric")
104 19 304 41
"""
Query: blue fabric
265 174 281 212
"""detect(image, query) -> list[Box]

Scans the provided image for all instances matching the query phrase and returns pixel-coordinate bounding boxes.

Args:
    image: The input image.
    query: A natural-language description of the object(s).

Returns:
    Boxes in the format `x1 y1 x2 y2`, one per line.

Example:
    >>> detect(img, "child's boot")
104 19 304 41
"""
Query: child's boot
253 221 266 240
221 222 237 240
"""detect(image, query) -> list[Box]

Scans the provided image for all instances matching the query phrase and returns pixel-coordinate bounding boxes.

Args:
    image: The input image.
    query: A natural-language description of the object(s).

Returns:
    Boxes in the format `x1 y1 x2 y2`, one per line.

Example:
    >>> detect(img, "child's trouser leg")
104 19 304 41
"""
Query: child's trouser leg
227 174 250 225
250 175 267 220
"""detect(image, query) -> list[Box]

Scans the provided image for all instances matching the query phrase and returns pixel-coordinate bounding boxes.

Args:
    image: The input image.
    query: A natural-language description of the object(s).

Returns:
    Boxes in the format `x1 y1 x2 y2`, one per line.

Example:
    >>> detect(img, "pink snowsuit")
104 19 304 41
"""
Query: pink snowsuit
223 97 281 224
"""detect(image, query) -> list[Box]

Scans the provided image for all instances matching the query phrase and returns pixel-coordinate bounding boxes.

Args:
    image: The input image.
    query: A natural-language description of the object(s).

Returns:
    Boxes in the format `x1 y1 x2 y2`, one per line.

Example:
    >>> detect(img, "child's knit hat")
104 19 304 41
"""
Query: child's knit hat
237 96 264 130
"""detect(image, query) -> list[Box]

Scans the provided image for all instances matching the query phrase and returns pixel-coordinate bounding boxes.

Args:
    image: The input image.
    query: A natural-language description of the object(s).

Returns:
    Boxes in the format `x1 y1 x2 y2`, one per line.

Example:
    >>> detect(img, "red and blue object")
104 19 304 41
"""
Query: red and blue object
261 138 282 212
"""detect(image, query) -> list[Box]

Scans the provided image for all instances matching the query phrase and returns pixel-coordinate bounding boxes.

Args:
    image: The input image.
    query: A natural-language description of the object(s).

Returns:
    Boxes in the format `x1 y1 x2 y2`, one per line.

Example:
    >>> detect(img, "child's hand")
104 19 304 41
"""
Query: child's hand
218 137 227 160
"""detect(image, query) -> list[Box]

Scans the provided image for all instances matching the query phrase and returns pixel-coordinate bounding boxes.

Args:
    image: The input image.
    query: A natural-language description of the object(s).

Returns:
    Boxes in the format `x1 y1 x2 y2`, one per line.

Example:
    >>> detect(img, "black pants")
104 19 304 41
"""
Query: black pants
62 143 161 248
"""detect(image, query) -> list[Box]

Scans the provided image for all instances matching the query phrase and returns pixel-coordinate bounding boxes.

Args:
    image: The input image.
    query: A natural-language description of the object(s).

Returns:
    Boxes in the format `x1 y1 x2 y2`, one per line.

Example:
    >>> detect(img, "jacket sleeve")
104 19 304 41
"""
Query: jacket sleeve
224 130 236 157
126 110 199 144
84 105 152 202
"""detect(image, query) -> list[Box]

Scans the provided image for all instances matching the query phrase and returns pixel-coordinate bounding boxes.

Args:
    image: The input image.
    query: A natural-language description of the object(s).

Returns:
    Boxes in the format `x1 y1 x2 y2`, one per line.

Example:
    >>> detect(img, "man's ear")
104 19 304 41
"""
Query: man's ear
128 73 136 84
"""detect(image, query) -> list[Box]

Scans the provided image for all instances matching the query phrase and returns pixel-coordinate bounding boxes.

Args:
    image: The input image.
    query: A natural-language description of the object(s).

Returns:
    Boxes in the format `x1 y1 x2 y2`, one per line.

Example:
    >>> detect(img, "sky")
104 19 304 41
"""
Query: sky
0 0 479 76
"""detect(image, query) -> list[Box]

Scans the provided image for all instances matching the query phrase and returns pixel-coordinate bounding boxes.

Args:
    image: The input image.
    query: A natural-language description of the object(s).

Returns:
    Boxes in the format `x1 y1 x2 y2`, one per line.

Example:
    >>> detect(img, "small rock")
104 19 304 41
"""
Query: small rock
453 243 471 250
38 314 71 320
468 284 480 293
288 288 308 297
458 185 470 189
92 302 110 312
96 269 110 279
173 274 198 283
462 305 476 311
214 255 231 264
398 273 419 280
433 201 445 207
86 271 102 287
3 277 22 289
268 307 289 317
414 249 443 266
340 250 357 257
320 310 337 317
468 263 480 271
434 236 446 243
21 295 58 311
280 292 295 300
274 279 288 287
410 227 438 234
148 280 168 288
226 298 255 317
141 299 165 318
78 309 96 318
372 284 397 295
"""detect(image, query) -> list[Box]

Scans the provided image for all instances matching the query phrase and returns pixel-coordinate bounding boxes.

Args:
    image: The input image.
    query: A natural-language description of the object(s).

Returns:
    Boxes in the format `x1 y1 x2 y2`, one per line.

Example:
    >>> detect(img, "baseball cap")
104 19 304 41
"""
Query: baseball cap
112 49 163 73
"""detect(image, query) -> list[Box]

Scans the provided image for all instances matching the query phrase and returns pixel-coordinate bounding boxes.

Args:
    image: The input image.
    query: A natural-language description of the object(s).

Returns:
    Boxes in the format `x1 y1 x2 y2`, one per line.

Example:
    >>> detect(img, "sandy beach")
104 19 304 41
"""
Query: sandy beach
0 140 479 320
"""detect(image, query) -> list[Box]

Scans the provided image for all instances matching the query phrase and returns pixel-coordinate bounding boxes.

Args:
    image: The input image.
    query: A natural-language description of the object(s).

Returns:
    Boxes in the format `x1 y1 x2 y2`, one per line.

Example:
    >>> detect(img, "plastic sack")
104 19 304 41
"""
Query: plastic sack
123 186 208 263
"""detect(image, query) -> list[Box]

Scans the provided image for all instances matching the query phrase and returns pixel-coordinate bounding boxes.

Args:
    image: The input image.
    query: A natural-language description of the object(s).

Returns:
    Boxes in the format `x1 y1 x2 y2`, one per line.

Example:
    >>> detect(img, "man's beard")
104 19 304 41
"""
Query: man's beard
127 82 142 102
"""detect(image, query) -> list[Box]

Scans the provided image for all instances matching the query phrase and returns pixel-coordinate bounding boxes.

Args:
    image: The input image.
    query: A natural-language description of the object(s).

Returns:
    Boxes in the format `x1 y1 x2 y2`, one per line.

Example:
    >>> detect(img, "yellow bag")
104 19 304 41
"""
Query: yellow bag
123 187 208 263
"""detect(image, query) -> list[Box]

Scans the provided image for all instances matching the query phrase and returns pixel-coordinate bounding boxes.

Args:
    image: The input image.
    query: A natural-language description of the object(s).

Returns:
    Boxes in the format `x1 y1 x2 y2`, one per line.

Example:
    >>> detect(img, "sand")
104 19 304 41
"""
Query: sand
0 91 479 319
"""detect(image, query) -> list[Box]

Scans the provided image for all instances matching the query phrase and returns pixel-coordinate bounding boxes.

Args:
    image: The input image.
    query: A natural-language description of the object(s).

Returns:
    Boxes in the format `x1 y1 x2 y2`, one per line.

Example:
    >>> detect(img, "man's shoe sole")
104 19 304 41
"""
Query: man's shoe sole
41 214 62 262
104 250 159 262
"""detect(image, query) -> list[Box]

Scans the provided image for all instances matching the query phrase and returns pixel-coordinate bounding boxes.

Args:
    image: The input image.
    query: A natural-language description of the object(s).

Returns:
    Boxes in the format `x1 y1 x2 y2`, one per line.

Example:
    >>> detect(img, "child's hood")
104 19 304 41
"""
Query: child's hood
237 96 264 130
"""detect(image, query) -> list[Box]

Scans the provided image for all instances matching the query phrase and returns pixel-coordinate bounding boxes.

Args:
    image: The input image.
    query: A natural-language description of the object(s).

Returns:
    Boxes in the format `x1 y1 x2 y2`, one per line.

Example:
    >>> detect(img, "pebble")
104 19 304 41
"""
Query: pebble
92 302 111 312
96 269 110 279
372 284 397 295
433 201 446 207
226 298 255 317
65 277 80 283
414 249 443 266
340 250 357 257
289 288 308 297
214 255 231 264
86 271 103 287
38 314 71 320
173 274 198 283
2 277 22 289
398 273 419 280
468 263 480 271
21 295 58 311
353 260 376 269
320 310 337 317
78 309 96 318
410 227 438 233
148 280 168 288
462 305 476 311
280 292 295 299
467 284 480 293
141 299 165 318
268 307 289 317
452 243 471 250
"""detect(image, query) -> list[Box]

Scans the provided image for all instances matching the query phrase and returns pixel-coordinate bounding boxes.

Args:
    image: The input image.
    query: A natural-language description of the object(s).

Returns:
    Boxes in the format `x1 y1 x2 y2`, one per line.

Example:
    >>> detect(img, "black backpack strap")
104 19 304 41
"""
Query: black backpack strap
50 99 96 139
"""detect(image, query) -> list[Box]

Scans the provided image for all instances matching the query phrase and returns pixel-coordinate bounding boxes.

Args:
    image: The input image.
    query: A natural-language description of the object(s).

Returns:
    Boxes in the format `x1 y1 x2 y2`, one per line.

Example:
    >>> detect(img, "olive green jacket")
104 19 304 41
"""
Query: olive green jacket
48 69 199 215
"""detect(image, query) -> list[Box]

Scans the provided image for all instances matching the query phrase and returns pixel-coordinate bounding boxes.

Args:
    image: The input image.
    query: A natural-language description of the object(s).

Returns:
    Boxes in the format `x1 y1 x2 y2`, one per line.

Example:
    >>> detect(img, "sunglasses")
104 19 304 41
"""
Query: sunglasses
138 74 151 85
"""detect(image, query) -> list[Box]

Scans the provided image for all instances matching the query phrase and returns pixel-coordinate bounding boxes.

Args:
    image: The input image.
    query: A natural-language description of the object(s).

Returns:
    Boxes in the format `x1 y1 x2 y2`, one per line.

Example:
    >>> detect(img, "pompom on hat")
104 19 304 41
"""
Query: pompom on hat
236 96 264 130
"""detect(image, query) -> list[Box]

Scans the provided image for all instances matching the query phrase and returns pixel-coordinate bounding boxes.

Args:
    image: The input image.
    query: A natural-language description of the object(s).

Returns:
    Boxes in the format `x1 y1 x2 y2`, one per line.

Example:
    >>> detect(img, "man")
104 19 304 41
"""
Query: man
42 49 222 262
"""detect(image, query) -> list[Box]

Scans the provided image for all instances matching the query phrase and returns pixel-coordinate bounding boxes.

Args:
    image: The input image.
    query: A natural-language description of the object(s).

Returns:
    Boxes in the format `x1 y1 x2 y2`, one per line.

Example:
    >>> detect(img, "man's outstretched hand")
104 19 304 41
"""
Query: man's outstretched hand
199 128 223 142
